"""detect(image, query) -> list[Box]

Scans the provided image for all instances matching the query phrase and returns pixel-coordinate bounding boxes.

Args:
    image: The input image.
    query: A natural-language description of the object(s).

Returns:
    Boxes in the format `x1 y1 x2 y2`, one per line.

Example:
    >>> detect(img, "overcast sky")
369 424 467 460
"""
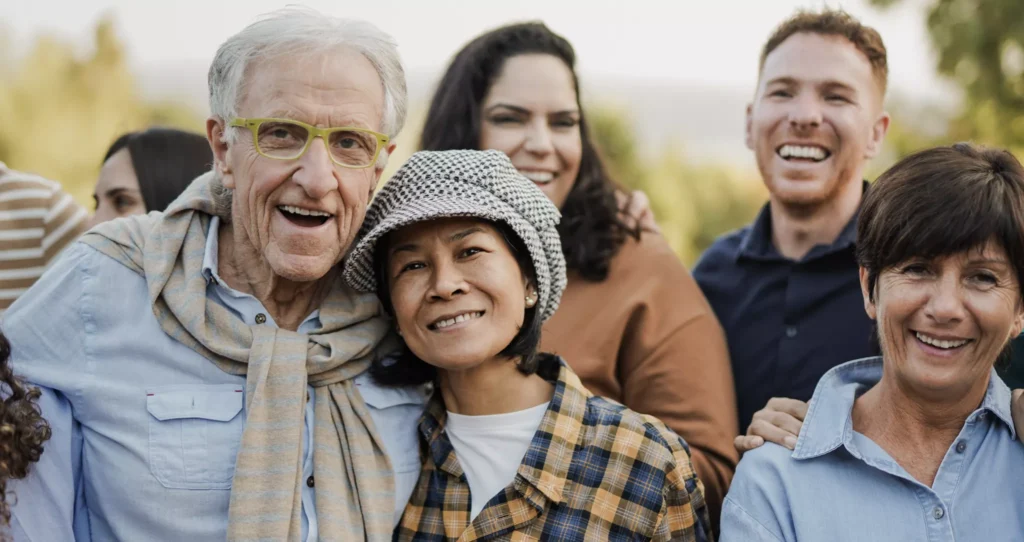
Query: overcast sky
1 0 951 163
2 0 945 94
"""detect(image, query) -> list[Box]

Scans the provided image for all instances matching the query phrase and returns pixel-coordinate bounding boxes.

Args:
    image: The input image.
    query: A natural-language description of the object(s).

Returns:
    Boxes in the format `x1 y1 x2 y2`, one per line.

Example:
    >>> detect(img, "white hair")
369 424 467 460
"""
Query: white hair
208 7 407 168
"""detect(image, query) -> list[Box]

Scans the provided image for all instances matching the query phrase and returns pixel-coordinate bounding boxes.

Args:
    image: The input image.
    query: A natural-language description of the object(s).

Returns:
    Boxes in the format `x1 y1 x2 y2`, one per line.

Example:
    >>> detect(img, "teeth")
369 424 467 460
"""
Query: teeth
278 205 332 217
778 145 828 161
915 332 969 350
433 311 483 329
519 171 555 184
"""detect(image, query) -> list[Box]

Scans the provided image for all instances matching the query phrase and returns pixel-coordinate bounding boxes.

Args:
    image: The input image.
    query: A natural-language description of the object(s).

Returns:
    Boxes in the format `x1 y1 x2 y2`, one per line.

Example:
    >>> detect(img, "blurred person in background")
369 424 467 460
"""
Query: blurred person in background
0 163 88 315
420 21 739 522
721 143 1024 541
91 127 213 226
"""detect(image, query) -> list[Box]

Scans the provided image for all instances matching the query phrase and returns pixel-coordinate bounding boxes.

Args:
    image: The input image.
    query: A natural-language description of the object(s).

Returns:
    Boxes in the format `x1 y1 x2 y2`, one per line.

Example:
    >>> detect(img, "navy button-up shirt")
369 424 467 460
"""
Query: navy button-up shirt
693 191 876 432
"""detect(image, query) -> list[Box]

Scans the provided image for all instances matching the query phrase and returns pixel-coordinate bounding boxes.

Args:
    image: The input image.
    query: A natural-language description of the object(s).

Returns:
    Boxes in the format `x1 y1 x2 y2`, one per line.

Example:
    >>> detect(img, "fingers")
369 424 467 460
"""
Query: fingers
734 397 809 453
734 434 765 453
626 190 661 234
764 397 809 422
746 418 799 450
627 190 650 218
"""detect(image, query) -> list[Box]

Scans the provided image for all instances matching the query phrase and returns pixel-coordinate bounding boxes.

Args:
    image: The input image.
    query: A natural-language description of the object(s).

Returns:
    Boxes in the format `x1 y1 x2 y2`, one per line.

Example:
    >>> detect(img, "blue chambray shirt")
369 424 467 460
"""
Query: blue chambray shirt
4 217 427 541
721 357 1024 542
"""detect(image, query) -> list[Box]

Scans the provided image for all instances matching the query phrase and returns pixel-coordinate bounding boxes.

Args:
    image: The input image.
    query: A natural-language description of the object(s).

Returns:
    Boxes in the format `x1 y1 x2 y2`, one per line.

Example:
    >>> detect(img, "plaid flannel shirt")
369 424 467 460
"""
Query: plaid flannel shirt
395 357 712 541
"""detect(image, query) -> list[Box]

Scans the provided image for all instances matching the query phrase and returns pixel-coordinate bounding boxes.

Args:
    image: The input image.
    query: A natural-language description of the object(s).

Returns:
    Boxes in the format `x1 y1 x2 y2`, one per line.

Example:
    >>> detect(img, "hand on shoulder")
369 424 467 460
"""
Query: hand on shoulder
735 397 808 453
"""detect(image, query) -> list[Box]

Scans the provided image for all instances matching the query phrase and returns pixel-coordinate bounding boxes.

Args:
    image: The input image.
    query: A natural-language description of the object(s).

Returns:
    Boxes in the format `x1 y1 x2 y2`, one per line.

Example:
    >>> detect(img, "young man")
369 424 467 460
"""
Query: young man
693 10 890 447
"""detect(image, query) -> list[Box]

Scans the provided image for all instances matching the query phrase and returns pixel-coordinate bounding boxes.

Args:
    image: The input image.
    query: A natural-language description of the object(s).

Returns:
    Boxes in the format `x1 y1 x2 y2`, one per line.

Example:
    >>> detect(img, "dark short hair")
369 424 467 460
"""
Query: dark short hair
0 331 52 526
857 143 1024 302
760 9 888 95
419 22 638 282
103 127 213 212
369 220 545 387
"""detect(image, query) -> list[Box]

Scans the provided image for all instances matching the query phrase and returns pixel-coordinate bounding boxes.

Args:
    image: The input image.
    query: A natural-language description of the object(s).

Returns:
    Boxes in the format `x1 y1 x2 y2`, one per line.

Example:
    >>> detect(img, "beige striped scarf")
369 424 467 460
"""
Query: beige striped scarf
81 171 397 541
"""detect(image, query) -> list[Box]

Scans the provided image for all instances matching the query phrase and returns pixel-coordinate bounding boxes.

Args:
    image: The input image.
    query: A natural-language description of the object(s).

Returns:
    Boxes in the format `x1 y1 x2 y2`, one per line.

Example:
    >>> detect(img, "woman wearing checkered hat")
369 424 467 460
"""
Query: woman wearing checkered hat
419 22 739 523
344 149 712 541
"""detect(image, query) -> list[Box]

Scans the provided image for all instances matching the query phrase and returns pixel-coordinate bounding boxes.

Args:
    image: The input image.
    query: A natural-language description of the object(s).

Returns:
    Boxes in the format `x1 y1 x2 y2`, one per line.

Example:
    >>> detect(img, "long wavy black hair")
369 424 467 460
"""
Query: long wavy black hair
420 22 638 281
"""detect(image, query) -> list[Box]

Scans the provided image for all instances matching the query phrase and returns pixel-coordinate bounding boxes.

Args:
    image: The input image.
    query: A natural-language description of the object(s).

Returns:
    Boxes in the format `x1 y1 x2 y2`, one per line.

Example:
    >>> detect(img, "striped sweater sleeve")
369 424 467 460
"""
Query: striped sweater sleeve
0 168 89 313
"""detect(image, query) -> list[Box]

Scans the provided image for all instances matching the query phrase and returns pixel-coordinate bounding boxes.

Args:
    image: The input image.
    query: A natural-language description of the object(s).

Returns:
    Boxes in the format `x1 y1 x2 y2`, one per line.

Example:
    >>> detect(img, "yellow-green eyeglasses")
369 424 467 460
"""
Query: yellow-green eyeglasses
229 117 390 169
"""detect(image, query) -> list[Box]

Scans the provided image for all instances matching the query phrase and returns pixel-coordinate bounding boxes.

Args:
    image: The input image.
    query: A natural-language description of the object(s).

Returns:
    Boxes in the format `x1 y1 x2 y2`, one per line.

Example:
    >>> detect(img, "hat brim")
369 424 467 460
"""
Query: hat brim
344 197 520 293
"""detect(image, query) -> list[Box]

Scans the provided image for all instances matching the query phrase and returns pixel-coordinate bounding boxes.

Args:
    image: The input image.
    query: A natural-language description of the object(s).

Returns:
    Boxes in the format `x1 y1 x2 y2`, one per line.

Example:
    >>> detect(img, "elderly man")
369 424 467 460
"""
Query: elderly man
5 9 425 541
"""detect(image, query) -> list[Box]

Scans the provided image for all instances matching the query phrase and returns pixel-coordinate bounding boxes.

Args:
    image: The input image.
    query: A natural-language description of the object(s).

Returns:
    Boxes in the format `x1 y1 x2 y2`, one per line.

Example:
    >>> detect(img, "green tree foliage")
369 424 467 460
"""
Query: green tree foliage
588 105 765 266
872 0 1024 155
0 17 204 208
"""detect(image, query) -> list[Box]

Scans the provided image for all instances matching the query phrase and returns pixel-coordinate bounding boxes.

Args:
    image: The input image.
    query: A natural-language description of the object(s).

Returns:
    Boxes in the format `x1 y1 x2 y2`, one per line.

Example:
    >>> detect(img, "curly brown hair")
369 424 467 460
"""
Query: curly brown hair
0 331 51 527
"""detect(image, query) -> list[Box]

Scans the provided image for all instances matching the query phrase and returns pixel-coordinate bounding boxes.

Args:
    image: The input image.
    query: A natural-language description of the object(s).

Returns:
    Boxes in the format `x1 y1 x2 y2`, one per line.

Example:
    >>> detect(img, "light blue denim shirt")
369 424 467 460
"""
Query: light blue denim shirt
4 217 427 541
721 357 1024 542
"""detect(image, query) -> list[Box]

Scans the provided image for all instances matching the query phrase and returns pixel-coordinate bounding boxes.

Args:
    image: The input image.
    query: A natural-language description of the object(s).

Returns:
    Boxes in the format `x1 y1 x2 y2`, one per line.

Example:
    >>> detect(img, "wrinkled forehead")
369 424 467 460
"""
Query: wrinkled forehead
758 32 882 101
238 48 385 129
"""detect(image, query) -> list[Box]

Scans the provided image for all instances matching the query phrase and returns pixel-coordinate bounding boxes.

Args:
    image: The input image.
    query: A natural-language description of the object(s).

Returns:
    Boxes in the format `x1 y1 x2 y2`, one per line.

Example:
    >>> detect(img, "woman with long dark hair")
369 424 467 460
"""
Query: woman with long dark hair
91 127 212 226
420 22 739 518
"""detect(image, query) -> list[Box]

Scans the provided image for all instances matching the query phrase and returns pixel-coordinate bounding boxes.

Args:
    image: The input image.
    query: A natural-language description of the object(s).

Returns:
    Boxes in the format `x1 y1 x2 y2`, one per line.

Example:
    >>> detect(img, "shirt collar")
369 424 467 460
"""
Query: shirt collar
737 181 867 263
418 356 586 505
793 357 1017 460
515 358 588 504
200 216 322 328
202 216 223 286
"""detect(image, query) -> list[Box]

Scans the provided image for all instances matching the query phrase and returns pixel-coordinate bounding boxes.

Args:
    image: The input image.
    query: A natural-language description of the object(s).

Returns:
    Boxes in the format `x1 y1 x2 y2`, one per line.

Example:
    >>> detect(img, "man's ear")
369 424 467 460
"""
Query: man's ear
860 266 877 320
864 110 891 159
207 116 234 188
372 142 398 191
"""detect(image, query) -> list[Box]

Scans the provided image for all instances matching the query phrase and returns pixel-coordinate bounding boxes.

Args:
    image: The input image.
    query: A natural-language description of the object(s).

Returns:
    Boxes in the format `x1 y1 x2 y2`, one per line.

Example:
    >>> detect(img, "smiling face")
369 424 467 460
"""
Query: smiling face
478 54 582 210
208 48 389 282
746 32 889 208
91 148 145 226
385 217 537 372
862 241 1024 400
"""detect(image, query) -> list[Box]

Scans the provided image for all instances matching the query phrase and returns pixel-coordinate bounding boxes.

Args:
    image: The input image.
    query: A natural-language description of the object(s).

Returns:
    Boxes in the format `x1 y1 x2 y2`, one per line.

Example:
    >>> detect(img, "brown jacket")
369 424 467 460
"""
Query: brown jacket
541 232 739 522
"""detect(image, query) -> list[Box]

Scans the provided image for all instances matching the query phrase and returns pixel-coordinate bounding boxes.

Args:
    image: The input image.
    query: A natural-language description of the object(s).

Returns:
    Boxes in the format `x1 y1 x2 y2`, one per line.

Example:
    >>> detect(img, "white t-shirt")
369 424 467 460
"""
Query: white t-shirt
446 401 550 521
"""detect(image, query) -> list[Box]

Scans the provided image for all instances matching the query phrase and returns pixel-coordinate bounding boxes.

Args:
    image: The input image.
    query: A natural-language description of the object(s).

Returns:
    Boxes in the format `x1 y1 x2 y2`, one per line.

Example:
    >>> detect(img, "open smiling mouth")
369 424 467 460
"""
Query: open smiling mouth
777 144 832 163
428 311 485 331
518 170 555 186
914 331 973 351
277 205 334 227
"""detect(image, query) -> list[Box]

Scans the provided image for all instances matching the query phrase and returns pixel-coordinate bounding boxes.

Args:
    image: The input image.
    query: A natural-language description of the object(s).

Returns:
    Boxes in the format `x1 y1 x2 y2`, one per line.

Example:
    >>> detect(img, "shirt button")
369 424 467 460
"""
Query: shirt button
932 506 944 520
785 326 798 338
255 313 267 324
306 476 315 488
955 441 967 454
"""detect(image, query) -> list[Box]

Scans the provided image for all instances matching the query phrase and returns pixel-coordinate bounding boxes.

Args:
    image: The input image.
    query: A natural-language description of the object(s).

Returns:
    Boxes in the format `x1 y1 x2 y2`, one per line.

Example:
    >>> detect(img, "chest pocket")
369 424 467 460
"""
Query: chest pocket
146 384 246 490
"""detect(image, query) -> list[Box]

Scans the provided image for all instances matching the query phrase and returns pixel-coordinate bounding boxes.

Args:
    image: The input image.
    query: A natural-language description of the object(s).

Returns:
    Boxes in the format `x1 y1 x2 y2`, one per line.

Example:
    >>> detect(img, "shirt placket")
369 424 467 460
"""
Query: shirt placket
208 279 320 541
775 262 800 392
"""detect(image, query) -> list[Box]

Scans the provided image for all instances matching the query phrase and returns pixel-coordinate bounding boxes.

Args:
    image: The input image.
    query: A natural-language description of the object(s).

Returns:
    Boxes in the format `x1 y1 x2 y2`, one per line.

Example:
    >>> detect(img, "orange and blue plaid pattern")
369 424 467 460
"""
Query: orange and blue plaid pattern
395 356 712 541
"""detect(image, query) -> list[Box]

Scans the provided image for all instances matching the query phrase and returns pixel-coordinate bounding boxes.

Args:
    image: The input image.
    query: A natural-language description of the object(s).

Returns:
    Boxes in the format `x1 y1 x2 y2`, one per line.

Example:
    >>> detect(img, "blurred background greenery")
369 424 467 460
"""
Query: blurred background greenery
0 0 1020 266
